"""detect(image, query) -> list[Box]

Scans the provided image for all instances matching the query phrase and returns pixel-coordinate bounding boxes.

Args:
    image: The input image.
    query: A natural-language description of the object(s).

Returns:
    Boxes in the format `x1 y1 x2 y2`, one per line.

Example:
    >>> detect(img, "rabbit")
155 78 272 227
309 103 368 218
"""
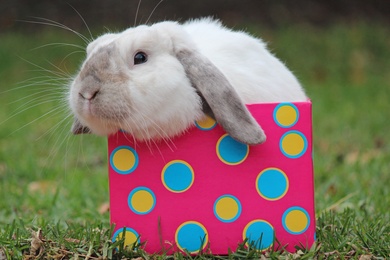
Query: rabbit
69 18 307 145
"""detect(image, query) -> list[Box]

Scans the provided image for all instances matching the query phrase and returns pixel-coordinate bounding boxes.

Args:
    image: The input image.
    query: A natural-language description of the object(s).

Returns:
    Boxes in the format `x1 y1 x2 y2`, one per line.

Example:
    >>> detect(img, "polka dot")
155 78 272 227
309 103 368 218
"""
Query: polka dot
161 160 194 193
110 146 139 174
214 195 242 223
216 134 249 165
256 168 289 201
243 220 274 251
273 103 299 128
282 207 310 235
112 227 140 247
280 130 308 158
195 115 217 130
175 221 208 253
128 187 156 215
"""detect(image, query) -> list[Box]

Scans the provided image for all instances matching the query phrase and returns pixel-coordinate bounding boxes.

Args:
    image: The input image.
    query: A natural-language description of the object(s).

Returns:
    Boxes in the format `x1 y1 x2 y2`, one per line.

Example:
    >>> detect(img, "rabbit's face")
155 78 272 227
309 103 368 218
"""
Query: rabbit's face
70 20 265 145
69 25 203 140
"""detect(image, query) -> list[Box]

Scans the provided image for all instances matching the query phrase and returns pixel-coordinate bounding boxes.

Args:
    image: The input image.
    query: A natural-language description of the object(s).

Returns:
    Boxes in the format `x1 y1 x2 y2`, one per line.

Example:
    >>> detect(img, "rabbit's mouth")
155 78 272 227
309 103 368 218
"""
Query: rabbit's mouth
71 113 190 142
71 114 121 136
71 96 128 136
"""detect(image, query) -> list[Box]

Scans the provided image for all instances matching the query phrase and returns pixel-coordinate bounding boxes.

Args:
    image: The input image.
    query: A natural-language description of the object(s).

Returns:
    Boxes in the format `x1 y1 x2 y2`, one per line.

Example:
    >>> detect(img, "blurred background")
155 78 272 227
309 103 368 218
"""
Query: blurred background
0 0 390 236
1 0 390 31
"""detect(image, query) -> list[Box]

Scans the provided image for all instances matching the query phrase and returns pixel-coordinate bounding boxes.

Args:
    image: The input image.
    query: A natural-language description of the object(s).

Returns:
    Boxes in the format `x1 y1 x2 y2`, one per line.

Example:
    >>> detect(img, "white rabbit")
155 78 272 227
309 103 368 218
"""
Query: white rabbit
69 18 306 145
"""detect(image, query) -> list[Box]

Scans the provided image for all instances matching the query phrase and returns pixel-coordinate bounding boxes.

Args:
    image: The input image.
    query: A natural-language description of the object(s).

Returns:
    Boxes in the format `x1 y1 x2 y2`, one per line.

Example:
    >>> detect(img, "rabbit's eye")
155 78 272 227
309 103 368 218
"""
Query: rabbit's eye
134 52 148 65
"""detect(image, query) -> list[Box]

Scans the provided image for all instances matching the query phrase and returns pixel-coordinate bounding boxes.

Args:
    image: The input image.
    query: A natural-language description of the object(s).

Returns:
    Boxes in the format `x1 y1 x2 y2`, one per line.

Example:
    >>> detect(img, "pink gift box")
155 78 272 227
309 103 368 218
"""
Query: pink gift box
108 101 315 254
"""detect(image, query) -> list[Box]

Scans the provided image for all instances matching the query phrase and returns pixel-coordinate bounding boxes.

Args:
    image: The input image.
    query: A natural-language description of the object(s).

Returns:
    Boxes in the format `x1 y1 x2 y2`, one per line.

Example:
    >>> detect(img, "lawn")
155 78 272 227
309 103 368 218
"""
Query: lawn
1 21 390 259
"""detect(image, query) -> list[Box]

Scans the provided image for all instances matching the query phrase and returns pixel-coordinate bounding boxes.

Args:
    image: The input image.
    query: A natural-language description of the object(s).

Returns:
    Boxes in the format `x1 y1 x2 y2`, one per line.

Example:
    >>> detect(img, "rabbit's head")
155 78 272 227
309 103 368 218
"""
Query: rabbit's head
69 21 265 145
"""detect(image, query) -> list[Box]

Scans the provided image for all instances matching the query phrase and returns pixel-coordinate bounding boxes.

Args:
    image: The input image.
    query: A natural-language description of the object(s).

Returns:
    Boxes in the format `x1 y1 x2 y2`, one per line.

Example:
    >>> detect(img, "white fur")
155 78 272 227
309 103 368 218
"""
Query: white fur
69 18 306 141
182 18 305 103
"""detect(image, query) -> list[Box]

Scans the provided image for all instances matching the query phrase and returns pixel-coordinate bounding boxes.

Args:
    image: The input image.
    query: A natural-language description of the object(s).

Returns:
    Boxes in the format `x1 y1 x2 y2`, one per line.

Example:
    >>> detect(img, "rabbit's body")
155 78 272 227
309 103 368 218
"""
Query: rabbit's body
182 19 305 103
69 18 306 145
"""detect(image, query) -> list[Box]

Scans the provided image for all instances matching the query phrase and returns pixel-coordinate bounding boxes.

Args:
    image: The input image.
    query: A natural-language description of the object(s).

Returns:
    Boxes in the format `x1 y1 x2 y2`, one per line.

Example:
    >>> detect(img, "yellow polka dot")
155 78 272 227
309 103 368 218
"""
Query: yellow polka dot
131 191 153 213
214 196 241 222
274 103 299 128
112 147 137 173
195 115 217 130
113 228 140 247
275 105 298 127
120 231 138 247
280 131 307 158
128 187 156 214
285 210 308 233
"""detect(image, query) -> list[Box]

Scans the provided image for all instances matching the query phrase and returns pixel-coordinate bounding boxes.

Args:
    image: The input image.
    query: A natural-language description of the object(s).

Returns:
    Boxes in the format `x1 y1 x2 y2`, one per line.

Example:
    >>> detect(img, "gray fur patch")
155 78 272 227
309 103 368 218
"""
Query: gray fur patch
176 49 266 145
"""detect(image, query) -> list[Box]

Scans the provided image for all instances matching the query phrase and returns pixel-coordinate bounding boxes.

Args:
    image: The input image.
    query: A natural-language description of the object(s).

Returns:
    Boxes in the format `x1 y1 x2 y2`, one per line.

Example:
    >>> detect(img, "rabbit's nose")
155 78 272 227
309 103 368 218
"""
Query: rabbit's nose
79 90 99 100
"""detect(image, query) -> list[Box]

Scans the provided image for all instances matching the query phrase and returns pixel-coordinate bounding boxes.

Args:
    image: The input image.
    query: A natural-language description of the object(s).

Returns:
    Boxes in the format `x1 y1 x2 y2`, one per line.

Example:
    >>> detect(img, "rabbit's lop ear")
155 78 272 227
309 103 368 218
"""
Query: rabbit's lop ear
176 49 266 145
71 118 91 135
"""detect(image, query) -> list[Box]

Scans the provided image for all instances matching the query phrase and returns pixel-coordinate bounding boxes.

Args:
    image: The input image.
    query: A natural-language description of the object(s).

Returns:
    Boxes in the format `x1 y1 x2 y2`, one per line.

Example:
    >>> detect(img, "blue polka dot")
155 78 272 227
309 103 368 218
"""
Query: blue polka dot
217 134 249 165
162 160 194 193
256 168 289 200
243 220 274 250
175 221 208 253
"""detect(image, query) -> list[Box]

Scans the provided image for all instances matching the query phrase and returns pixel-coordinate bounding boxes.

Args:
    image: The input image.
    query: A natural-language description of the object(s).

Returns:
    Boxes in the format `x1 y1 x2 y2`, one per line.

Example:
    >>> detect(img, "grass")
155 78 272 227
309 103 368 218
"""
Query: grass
1 21 390 259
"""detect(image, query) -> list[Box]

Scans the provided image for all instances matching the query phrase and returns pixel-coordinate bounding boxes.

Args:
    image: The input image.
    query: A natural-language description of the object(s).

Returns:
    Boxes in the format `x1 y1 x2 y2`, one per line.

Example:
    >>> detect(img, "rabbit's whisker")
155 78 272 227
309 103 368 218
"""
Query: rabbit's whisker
8 101 66 137
145 0 165 25
66 3 93 42
21 17 90 45
35 106 72 141
134 0 142 26
31 42 85 51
